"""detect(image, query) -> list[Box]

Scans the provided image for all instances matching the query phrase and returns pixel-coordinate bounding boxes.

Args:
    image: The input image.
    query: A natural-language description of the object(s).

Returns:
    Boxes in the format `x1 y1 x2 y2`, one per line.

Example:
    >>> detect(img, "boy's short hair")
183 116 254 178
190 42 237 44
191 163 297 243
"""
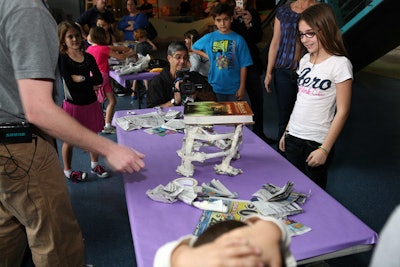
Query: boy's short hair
212 3 233 18
193 220 246 247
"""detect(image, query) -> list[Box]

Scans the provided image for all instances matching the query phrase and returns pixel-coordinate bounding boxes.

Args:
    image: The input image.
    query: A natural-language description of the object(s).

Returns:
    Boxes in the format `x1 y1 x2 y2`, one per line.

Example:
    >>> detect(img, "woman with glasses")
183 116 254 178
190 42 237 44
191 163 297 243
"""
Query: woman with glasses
264 0 319 142
279 3 352 189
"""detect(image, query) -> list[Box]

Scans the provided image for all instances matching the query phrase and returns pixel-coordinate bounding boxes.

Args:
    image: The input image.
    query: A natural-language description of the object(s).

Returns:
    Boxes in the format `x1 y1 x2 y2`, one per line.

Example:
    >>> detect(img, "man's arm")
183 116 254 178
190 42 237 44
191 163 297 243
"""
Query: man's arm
18 78 145 173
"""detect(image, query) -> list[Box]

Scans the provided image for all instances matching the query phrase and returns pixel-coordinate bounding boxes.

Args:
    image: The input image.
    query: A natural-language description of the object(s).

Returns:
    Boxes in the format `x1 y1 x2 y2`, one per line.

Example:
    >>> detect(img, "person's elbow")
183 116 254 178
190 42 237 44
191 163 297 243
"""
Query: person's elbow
18 79 56 125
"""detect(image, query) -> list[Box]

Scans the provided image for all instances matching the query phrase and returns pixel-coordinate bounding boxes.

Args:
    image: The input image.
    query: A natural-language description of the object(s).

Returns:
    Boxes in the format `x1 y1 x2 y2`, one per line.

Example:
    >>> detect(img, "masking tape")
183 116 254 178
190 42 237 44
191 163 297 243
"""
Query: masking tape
173 177 198 187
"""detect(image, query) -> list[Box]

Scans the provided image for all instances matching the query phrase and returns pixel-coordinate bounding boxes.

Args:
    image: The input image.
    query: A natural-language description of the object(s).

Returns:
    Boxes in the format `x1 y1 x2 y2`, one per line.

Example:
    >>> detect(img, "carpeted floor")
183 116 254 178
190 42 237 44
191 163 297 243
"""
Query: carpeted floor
362 46 400 80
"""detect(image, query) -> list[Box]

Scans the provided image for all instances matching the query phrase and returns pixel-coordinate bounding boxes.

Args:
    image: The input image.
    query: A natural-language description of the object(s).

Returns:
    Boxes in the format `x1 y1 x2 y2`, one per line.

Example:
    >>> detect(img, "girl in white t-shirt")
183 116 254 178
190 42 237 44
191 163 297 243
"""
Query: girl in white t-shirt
279 3 353 189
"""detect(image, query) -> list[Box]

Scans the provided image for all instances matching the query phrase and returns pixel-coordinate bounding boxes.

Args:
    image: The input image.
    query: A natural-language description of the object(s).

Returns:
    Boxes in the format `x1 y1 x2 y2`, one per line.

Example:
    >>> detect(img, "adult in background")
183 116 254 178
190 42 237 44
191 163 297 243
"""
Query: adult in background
140 0 154 18
118 0 149 41
147 42 216 108
179 0 191 16
76 0 115 39
0 1 144 266
232 0 268 142
264 0 319 141
96 13 118 44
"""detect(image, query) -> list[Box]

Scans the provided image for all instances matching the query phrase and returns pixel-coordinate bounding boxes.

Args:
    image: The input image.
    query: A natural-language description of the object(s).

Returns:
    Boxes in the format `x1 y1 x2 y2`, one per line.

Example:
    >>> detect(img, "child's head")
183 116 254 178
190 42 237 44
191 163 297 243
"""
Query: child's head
134 29 147 41
89 26 109 45
193 220 246 247
58 21 84 53
212 3 233 33
295 3 348 62
96 13 112 31
183 29 200 49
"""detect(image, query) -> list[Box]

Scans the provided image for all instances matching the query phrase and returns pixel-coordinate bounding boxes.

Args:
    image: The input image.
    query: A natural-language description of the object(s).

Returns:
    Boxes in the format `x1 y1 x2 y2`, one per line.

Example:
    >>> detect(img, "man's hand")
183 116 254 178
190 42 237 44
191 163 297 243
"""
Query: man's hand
105 144 145 173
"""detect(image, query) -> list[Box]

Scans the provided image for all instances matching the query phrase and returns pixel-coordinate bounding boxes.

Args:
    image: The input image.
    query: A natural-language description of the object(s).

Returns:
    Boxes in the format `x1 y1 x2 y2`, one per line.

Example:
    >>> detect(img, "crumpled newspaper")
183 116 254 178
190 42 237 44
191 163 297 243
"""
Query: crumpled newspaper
146 182 183 203
113 54 151 76
146 181 198 205
115 112 165 131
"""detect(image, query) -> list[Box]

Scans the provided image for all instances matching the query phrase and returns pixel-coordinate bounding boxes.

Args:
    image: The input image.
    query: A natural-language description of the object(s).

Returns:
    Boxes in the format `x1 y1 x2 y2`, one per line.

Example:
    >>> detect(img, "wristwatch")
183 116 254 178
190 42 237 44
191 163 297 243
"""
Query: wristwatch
171 98 180 106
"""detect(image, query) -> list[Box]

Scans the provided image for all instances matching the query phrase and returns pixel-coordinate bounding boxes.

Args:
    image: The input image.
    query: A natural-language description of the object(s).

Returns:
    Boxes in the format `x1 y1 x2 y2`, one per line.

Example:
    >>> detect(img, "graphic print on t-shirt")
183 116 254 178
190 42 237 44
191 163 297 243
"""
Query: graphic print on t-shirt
212 40 236 70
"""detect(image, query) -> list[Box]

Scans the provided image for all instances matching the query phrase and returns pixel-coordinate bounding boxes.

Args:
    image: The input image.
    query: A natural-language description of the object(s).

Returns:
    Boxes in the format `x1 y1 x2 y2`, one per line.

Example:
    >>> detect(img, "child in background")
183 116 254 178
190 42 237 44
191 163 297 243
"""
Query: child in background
58 21 109 181
87 26 135 134
131 28 157 101
95 14 117 45
279 3 353 189
192 3 253 101
184 29 210 78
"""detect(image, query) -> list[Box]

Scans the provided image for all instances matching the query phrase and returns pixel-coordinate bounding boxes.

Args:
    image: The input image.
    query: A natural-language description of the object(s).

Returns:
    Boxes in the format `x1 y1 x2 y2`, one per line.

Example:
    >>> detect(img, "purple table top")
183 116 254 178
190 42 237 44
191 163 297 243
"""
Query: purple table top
113 107 377 267
109 70 159 88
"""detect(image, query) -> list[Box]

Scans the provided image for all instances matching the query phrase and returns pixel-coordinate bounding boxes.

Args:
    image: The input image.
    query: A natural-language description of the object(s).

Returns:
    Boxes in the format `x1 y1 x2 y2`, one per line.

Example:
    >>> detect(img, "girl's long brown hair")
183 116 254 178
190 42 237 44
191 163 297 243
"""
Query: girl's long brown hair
294 3 348 66
58 21 85 54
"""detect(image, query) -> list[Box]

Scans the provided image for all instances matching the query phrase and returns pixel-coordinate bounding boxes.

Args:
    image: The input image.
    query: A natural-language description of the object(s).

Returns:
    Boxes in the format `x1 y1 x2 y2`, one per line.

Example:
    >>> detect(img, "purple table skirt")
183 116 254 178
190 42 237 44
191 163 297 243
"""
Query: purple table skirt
109 70 160 88
113 107 377 267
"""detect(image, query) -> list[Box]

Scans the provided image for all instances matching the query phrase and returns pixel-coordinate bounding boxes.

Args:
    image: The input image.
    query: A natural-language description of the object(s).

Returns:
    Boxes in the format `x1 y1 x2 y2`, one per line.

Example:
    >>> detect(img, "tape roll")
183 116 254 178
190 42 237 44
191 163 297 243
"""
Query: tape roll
173 177 198 187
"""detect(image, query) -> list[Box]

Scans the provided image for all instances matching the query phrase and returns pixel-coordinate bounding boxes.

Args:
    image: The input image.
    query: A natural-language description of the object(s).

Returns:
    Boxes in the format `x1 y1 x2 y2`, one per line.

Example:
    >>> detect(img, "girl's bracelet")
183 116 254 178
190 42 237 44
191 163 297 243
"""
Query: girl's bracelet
318 146 329 157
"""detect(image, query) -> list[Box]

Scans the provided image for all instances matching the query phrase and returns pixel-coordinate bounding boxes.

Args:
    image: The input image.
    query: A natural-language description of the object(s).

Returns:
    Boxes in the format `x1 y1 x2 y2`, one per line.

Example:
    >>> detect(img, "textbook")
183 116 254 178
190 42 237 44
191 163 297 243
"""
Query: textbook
193 198 259 236
183 101 254 125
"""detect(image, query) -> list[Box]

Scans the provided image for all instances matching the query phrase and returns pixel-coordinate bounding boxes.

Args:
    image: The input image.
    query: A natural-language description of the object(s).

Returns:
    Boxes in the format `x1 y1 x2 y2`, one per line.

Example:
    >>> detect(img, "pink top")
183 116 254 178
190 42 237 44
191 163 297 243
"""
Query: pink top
86 45 110 73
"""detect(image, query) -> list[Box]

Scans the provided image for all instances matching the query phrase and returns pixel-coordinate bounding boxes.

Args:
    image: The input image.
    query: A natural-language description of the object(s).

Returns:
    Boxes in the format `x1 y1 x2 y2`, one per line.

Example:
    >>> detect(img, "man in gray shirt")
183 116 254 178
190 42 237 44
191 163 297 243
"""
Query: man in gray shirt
0 1 144 266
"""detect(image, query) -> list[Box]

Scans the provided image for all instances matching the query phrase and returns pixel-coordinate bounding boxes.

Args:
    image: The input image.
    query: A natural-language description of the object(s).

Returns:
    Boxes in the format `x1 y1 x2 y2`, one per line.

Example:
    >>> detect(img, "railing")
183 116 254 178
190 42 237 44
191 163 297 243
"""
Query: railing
334 0 384 33
259 0 384 34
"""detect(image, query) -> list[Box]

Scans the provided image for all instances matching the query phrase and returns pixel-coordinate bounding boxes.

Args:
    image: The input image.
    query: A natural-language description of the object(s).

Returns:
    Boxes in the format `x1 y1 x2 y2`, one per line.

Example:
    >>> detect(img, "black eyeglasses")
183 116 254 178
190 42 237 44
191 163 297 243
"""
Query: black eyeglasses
297 31 316 39
172 54 189 61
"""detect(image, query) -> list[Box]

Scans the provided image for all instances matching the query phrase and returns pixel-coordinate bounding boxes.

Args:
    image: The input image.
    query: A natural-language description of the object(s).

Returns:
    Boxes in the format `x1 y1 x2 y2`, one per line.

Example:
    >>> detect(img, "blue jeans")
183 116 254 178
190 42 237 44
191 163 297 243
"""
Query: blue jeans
273 68 298 139
284 134 335 189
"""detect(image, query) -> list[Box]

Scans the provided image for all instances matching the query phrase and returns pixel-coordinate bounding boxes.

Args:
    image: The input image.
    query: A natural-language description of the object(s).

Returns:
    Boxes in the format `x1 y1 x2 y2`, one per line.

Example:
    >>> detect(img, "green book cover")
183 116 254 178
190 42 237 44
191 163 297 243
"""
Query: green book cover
184 101 254 124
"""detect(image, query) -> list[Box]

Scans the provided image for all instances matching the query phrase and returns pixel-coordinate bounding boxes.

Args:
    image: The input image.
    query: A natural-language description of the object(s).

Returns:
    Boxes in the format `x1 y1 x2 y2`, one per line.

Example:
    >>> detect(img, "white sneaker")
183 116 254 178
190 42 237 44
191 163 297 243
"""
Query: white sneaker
102 125 116 134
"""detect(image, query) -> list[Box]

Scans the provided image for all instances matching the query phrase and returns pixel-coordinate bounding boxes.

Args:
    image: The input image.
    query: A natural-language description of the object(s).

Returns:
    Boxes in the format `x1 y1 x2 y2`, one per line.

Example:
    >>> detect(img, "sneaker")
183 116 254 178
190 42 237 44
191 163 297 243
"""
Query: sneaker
68 171 88 183
91 165 110 178
102 125 116 134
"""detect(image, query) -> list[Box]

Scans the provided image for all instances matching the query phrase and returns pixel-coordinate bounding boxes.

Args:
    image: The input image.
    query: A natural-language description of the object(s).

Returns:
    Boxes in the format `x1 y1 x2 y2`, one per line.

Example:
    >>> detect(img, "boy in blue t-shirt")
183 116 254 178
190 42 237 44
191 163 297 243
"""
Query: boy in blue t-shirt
192 3 253 101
